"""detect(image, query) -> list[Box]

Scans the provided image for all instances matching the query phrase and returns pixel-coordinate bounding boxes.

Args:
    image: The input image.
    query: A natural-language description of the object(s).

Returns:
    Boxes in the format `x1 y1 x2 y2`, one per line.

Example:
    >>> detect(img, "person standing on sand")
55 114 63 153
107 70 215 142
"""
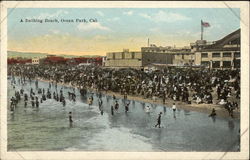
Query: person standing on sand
155 112 162 128
162 92 166 104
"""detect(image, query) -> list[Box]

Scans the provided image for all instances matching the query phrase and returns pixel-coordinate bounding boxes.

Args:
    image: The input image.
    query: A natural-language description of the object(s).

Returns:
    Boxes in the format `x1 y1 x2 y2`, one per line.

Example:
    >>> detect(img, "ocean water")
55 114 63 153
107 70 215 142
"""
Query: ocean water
7 77 240 151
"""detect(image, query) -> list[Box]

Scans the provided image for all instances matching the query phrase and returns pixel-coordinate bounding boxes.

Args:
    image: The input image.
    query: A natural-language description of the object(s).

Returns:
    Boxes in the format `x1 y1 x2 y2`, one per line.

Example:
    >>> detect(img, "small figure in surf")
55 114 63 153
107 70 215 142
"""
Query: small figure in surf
111 106 114 115
69 112 73 123
209 108 217 117
172 103 176 112
155 112 163 128
114 101 119 111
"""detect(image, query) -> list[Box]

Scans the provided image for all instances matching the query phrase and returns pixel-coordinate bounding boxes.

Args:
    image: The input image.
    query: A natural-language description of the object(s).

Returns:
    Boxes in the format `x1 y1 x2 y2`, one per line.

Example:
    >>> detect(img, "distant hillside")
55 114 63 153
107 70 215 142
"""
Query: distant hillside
79 55 103 58
8 51 48 58
7 51 103 58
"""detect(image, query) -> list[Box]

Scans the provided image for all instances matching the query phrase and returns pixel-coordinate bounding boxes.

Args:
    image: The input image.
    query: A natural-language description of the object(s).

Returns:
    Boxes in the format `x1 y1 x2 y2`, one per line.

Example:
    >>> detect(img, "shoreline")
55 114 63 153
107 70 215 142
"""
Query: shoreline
100 90 240 119
34 77 240 119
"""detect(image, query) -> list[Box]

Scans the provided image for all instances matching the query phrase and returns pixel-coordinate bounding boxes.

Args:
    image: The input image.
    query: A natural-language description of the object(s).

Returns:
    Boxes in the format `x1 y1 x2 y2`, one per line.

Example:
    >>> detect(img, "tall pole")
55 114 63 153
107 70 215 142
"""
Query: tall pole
201 20 203 40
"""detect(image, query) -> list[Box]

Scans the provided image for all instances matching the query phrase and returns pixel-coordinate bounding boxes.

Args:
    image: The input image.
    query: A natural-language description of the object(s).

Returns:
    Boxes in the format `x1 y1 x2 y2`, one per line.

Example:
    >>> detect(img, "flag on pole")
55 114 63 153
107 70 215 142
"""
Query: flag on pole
201 20 210 27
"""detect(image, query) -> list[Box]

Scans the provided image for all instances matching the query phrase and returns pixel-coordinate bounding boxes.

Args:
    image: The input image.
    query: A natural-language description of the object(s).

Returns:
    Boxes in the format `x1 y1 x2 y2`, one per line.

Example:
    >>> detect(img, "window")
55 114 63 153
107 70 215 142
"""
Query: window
201 53 208 58
212 61 220 68
131 52 135 59
234 59 240 68
234 52 240 58
201 61 209 66
223 61 231 68
112 53 115 59
182 55 184 59
122 52 125 59
212 53 220 57
223 52 231 57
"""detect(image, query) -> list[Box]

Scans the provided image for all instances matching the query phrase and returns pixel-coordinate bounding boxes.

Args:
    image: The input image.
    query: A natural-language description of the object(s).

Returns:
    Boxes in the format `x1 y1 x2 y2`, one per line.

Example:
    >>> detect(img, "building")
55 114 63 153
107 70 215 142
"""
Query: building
105 29 240 69
8 58 32 65
192 29 240 69
140 49 174 66
141 46 192 66
105 49 142 67
105 48 173 68
32 57 40 64
40 55 67 64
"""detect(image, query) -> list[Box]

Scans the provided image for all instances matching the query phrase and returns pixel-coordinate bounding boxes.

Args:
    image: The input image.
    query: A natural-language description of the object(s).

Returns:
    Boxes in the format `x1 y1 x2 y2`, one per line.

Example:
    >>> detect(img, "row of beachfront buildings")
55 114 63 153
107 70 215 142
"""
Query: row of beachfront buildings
9 29 240 70
105 29 240 69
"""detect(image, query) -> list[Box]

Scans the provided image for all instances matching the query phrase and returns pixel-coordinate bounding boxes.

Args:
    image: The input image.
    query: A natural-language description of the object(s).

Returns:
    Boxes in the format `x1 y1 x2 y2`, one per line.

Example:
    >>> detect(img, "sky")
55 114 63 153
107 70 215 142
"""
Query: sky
8 8 240 56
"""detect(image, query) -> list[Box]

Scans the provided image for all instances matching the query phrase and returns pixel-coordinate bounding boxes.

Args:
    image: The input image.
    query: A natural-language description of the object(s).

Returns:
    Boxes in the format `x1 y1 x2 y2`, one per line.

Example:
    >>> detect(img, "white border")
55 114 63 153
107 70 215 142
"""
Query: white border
0 1 249 160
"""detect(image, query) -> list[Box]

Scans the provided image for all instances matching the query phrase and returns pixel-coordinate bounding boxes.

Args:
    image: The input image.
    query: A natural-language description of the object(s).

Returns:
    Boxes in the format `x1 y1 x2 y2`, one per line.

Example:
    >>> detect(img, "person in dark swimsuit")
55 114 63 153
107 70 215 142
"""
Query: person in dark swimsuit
69 112 73 123
111 106 114 115
209 108 217 117
155 112 163 128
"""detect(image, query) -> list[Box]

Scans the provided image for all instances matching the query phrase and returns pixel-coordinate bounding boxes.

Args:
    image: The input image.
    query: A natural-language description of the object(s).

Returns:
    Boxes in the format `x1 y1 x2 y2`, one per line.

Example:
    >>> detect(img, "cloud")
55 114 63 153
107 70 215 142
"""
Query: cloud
208 22 220 30
77 22 110 31
28 10 69 19
123 11 133 16
50 29 60 34
139 10 190 22
149 27 160 32
96 11 104 17
140 13 151 19
107 17 120 22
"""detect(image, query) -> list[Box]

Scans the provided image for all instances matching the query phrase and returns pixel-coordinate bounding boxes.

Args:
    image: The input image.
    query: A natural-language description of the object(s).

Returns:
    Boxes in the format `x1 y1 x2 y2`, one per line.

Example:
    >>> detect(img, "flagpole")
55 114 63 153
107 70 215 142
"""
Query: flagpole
201 20 203 40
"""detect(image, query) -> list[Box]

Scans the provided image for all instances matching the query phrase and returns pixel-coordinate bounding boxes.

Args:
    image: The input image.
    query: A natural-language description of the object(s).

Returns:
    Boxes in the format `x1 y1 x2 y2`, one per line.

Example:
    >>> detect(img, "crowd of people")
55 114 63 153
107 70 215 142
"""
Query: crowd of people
9 78 68 112
8 64 240 118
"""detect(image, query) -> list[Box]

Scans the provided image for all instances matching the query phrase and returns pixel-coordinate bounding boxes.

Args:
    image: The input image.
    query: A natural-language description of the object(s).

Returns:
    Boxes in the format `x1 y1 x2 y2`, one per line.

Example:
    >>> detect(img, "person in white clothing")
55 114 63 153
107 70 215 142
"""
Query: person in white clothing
172 103 176 112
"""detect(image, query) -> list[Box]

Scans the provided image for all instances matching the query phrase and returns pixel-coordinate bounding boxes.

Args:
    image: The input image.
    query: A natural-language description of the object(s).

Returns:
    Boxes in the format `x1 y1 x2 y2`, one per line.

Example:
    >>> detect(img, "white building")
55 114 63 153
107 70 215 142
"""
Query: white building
191 29 240 69
32 58 40 65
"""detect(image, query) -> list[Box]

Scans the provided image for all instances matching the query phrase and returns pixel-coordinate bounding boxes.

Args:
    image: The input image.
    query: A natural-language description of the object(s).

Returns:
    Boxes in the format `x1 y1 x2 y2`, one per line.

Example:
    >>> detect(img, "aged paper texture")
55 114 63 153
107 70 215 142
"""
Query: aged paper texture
0 1 249 160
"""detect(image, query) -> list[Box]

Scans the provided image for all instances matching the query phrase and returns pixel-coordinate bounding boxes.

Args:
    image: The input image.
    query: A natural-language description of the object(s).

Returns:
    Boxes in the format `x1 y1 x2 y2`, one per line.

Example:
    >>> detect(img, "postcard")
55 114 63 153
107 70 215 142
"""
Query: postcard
0 1 249 160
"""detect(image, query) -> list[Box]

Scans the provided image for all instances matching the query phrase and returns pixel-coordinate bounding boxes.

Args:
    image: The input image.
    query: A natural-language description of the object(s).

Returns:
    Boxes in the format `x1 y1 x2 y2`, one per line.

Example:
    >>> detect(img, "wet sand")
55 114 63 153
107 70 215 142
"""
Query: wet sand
99 90 240 119
37 78 240 119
